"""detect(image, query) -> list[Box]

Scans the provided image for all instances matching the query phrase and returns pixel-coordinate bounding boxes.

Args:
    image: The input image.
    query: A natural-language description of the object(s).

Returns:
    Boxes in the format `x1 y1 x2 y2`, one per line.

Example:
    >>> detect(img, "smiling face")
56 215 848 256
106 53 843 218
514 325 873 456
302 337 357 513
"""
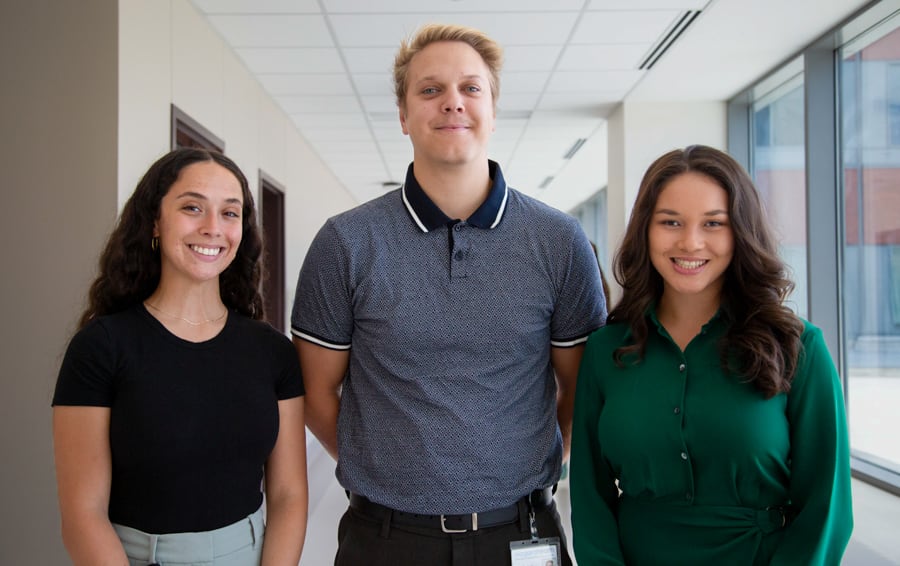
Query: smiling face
399 40 496 170
648 171 734 306
153 160 244 287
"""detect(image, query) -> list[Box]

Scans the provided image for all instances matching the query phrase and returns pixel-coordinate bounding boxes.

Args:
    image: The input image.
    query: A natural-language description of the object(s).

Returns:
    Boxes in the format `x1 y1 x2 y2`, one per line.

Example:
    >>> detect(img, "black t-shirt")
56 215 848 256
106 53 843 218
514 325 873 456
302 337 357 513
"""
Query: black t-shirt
53 305 304 533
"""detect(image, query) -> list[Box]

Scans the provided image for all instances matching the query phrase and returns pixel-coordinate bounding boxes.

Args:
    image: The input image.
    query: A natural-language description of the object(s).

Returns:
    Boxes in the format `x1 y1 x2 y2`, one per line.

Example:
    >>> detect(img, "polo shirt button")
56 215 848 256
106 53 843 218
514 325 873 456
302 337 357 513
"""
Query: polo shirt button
685 492 693 500
454 224 462 231
678 363 686 372
681 451 688 460
674 407 681 414
454 250 464 260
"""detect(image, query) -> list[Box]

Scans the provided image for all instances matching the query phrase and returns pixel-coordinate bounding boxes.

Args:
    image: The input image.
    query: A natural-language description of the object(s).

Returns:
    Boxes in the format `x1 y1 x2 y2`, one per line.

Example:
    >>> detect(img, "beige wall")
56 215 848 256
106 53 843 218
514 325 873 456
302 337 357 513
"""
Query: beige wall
0 0 356 561
0 1 119 562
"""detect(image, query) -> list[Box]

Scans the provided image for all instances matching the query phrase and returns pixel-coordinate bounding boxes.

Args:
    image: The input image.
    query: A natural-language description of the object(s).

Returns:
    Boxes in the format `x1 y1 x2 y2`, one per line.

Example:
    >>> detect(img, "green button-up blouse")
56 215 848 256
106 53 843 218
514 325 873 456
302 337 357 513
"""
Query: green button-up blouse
570 310 852 565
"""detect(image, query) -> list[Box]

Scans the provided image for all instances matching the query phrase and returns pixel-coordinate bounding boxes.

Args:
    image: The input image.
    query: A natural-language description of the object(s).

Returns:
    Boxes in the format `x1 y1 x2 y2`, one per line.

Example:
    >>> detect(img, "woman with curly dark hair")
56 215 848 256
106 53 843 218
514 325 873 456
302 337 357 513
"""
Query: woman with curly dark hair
52 148 307 565
570 145 852 565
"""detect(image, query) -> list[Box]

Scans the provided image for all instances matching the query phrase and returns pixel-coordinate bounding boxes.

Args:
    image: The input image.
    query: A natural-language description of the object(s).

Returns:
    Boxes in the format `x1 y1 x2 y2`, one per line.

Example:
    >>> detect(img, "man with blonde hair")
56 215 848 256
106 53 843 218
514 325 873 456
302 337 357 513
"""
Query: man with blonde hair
292 23 605 565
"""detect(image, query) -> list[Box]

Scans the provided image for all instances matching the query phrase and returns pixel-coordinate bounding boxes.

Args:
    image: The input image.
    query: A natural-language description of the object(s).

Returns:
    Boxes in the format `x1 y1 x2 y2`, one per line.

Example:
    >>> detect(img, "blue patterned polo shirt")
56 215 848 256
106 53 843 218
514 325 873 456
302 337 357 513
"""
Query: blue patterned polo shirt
291 161 606 514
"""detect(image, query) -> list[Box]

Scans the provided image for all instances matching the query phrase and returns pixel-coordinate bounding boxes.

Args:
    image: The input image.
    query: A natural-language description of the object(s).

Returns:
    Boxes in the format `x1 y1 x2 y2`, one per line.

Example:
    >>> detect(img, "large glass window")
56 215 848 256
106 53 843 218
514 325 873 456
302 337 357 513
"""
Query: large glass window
840 13 900 474
750 63 808 317
572 188 610 275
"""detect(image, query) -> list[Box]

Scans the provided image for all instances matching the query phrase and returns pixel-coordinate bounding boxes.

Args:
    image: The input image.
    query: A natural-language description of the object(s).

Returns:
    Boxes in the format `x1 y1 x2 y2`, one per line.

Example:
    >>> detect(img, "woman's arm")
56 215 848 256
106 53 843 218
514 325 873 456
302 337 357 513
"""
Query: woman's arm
569 336 626 565
260 396 308 565
770 325 853 565
53 406 129 566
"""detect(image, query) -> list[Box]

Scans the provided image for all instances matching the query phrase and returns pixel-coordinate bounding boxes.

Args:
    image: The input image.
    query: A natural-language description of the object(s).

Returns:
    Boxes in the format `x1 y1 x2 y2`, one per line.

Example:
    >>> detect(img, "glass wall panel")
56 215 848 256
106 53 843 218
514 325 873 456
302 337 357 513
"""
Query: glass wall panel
840 15 900 473
751 71 808 317
572 189 609 275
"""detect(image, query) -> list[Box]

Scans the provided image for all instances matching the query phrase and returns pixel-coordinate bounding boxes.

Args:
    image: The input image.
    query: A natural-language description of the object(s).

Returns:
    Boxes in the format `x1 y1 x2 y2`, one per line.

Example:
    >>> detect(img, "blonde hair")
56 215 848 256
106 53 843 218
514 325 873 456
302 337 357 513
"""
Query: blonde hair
393 23 503 109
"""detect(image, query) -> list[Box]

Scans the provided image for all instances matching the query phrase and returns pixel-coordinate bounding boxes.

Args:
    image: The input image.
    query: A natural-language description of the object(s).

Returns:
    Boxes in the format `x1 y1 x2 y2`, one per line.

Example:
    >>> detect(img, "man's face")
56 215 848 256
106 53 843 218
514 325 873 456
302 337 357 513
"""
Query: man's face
399 40 496 170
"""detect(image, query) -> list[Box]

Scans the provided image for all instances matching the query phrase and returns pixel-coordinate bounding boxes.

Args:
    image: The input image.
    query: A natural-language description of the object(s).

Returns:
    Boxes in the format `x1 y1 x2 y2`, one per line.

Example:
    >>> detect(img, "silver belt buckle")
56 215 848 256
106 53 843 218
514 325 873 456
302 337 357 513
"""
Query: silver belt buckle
440 512 478 533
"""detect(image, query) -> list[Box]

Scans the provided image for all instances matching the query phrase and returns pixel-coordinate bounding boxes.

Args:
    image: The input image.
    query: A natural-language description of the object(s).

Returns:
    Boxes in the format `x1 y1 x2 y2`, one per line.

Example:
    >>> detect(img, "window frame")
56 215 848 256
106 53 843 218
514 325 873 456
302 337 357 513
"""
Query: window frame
728 0 900 495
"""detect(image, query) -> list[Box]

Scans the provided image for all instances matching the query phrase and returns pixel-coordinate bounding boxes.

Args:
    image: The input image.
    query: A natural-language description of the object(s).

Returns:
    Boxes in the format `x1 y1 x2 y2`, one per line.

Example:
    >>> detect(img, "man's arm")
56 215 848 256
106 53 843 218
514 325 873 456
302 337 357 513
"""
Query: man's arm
551 344 586 460
294 338 349 460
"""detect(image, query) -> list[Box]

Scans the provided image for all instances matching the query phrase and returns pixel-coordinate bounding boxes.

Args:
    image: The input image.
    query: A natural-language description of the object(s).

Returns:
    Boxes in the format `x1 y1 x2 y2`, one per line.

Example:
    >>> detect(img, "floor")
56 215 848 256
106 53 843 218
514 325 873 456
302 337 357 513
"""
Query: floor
300 448 900 565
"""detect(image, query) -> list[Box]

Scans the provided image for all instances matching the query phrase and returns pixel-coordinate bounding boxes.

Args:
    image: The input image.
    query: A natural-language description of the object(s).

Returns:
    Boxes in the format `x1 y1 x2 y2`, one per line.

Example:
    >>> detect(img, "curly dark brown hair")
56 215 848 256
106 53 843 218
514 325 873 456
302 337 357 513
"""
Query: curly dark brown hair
609 145 804 397
78 148 264 329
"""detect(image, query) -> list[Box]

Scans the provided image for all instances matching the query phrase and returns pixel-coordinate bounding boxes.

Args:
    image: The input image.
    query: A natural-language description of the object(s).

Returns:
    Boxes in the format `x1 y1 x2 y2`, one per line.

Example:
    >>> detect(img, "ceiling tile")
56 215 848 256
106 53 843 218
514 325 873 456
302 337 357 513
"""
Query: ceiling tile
278 95 361 114
538 93 624 113
587 0 708 10
291 113 370 130
571 10 681 44
341 47 398 74
557 44 652 71
236 47 344 73
329 13 580 47
312 140 381 155
207 15 333 47
376 141 413 155
497 93 541 113
502 71 552 93
192 0 321 14
302 125 374 142
361 95 401 115
371 123 406 139
351 73 395 96
257 73 353 95
503 45 566 72
545 70 644 93
323 0 587 12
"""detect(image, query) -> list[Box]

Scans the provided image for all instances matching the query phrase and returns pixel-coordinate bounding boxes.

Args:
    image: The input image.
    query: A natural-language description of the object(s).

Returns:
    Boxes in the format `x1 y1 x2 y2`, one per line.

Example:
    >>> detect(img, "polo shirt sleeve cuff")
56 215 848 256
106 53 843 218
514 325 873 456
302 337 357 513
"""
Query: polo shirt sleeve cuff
550 333 592 348
290 327 351 351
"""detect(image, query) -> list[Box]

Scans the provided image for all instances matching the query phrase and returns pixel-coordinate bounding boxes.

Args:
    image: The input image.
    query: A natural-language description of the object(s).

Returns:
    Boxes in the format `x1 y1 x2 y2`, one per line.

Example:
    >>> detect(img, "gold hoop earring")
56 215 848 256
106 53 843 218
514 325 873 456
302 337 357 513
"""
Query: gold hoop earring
151 236 159 252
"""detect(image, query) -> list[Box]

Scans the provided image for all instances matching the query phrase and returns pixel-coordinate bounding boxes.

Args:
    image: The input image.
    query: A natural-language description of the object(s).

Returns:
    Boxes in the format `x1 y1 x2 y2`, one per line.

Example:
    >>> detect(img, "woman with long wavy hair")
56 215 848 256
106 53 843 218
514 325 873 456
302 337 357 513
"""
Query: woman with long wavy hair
52 148 307 565
570 145 852 565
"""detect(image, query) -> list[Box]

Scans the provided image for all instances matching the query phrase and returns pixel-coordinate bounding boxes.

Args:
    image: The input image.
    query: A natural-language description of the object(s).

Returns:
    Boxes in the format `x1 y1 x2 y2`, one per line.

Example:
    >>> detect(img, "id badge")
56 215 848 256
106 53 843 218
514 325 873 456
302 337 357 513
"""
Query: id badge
509 537 562 566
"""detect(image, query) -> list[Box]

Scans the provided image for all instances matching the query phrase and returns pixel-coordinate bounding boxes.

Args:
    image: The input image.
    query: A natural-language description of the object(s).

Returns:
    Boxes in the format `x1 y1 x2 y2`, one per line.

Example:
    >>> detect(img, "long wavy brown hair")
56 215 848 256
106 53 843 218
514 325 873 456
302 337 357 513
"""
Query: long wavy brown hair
609 145 804 397
78 148 264 329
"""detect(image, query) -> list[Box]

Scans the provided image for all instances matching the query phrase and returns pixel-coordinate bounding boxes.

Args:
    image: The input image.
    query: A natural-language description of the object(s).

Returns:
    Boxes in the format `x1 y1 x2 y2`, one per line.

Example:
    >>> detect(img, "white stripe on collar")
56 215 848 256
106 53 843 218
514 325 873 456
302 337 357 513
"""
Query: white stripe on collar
401 185 430 233
490 185 509 229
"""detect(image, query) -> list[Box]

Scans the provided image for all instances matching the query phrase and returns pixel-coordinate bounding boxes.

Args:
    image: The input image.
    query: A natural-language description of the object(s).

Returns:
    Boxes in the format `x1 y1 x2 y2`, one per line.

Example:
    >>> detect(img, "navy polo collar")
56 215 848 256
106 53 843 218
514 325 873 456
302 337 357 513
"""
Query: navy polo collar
401 160 509 233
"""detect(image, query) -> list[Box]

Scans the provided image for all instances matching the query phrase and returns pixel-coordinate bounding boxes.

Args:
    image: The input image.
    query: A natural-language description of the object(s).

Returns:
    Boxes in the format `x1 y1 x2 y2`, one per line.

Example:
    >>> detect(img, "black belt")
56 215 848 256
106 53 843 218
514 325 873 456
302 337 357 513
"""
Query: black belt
348 487 554 533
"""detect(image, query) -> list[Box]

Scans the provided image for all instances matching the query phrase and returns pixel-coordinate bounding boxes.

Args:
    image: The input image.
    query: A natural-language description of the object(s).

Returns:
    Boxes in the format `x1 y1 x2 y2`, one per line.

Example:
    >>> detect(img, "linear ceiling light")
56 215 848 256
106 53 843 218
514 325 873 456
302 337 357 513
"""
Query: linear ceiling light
563 138 587 160
639 10 701 71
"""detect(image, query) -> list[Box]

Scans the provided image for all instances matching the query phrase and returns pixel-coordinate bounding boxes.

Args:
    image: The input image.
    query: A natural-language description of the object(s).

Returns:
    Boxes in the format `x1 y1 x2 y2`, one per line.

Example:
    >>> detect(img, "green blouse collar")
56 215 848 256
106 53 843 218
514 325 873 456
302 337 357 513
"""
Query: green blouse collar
618 303 727 345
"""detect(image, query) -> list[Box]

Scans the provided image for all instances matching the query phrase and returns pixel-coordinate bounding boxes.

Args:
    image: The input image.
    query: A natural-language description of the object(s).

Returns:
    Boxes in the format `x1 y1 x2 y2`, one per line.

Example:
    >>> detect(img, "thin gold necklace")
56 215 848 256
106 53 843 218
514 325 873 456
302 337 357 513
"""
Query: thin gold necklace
144 301 228 326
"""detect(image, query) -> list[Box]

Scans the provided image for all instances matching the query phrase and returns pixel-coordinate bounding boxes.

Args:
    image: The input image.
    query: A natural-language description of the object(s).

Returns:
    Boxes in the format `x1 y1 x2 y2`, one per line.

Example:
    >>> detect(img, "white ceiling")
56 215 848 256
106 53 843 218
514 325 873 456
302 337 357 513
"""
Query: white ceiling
191 0 871 210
